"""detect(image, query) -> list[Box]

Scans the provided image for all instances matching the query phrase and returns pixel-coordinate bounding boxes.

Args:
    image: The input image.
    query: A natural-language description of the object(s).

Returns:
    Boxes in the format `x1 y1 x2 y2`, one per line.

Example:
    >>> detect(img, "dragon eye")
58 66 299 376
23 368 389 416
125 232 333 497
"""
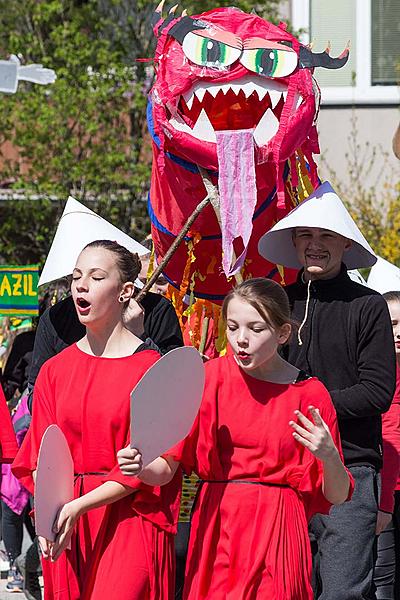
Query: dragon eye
241 48 298 78
182 32 241 69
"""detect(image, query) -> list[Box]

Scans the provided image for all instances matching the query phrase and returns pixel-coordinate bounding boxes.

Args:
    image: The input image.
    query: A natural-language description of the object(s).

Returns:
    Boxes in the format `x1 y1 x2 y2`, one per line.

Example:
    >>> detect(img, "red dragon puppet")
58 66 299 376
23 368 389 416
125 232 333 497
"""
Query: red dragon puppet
146 4 348 353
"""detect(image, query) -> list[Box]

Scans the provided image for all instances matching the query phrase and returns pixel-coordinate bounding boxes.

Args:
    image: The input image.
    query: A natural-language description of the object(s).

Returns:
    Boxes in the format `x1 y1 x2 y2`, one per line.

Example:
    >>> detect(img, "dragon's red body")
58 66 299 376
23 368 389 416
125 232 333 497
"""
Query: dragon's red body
146 6 348 349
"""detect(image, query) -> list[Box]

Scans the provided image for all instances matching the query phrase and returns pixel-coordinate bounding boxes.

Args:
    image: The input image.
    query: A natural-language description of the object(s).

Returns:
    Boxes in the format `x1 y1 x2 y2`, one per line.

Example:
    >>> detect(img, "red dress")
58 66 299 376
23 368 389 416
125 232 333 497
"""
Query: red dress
169 354 352 600
380 367 400 511
12 344 181 600
0 384 18 463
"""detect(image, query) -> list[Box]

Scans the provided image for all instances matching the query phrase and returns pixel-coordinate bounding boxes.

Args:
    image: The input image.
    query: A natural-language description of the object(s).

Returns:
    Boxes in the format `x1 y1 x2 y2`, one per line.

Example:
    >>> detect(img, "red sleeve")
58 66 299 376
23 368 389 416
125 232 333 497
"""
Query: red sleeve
164 413 200 476
163 358 221 477
0 385 18 463
298 380 354 521
379 403 400 512
11 364 56 495
103 432 182 534
103 439 162 503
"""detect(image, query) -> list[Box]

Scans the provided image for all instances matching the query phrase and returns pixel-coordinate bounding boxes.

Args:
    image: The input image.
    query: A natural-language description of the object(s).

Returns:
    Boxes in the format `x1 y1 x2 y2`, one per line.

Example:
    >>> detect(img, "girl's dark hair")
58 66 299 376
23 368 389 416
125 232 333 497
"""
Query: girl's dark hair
383 291 400 303
222 277 292 330
83 240 141 283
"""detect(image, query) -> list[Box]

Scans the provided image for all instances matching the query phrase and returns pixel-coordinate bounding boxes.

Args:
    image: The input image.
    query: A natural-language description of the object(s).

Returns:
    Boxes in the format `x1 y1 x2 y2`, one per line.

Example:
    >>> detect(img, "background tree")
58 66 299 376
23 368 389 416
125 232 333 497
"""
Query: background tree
0 0 284 265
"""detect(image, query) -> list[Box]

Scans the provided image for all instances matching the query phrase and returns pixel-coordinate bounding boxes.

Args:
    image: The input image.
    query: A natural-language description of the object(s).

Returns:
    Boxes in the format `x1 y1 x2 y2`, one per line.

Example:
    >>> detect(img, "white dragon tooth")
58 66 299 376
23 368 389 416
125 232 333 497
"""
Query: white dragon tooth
169 115 194 135
269 89 281 108
282 91 288 102
192 109 217 143
220 84 231 95
256 87 268 101
242 81 255 98
194 87 206 103
207 86 219 98
232 81 246 95
296 93 303 110
183 90 194 109
253 108 279 147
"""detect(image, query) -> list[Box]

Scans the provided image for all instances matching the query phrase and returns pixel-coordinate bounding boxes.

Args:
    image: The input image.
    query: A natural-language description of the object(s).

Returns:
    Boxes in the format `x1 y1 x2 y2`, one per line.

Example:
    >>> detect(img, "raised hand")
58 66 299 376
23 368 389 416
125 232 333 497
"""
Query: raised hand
289 406 339 462
123 299 145 337
117 445 143 476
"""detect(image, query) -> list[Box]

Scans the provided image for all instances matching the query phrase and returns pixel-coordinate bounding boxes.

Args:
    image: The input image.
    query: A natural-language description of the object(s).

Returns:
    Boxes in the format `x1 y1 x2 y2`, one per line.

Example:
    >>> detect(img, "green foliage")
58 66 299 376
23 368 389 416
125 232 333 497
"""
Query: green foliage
0 198 62 264
185 1 282 21
321 111 400 269
0 0 285 265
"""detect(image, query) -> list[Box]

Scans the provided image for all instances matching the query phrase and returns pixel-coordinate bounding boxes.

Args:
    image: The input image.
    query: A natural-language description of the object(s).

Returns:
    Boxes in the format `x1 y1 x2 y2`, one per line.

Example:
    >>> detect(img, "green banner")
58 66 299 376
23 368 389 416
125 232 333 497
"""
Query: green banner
0 265 39 316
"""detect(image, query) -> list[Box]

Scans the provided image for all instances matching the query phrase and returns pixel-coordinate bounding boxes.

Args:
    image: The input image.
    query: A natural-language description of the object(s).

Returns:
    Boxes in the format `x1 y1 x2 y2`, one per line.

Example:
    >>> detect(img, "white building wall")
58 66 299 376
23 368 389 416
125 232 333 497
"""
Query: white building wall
316 106 400 191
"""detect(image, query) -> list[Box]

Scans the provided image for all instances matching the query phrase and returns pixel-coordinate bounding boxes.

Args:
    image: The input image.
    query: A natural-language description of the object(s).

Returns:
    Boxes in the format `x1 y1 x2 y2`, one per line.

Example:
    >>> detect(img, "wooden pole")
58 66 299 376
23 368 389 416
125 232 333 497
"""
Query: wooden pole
135 169 216 303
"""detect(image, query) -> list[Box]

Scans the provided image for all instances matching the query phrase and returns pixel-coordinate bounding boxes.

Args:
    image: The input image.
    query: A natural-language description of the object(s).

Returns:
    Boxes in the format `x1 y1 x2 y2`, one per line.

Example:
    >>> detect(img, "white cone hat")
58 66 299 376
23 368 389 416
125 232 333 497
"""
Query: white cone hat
258 182 377 270
39 197 148 286
347 270 368 286
367 256 400 294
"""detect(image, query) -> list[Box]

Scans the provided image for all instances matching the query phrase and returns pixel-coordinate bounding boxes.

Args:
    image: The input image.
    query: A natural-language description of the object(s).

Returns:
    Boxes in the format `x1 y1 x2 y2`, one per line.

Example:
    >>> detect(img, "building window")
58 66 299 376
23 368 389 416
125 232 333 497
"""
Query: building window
310 0 356 88
371 0 400 86
291 0 400 104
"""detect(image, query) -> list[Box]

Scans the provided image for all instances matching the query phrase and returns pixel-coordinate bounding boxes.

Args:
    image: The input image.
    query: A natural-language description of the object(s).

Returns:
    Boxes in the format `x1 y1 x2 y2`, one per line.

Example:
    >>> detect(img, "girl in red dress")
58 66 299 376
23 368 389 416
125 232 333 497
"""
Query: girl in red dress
12 240 181 600
119 278 353 600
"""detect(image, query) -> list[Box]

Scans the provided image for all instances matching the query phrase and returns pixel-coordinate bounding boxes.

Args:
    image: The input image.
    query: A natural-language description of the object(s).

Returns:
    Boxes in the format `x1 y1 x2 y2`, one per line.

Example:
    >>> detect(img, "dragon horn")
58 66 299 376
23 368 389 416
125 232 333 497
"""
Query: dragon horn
152 1 184 36
299 43 350 70
152 0 166 30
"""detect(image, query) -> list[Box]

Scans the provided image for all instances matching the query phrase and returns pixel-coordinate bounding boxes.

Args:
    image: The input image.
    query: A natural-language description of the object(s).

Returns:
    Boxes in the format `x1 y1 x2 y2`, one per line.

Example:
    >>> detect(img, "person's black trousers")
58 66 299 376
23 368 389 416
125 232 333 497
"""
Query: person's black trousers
175 522 191 600
1 500 35 563
310 466 379 600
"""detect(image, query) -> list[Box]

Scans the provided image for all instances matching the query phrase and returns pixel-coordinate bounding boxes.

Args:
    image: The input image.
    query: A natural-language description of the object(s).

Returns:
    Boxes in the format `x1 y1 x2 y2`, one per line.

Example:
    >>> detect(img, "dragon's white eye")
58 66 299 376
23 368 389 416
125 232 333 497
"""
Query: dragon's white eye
182 32 241 69
241 47 298 78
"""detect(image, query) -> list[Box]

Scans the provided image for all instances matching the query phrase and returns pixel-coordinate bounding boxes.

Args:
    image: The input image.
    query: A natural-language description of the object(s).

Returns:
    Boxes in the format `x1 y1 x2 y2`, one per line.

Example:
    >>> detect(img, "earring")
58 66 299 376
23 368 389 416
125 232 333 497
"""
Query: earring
119 296 124 303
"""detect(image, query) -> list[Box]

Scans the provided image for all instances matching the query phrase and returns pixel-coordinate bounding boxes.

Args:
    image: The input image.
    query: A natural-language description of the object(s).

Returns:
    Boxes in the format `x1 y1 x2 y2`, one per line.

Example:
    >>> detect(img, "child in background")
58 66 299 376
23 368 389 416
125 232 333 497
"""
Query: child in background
374 291 400 600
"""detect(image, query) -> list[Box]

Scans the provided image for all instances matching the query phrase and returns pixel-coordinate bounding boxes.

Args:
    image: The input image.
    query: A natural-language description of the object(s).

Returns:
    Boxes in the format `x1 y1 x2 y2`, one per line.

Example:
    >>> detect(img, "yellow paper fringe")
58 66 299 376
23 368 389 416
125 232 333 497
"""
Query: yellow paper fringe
297 150 314 200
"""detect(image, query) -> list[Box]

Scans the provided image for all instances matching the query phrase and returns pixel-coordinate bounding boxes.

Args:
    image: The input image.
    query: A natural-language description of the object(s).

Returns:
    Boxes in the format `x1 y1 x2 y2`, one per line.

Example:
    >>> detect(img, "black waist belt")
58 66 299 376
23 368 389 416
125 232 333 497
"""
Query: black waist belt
74 472 107 478
74 472 107 493
201 480 290 488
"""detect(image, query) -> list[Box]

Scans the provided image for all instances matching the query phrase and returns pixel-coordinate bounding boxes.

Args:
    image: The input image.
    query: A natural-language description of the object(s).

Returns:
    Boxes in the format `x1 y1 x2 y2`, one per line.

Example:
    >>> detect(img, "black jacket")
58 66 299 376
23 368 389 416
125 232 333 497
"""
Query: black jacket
28 293 183 411
284 265 396 470
1 330 35 401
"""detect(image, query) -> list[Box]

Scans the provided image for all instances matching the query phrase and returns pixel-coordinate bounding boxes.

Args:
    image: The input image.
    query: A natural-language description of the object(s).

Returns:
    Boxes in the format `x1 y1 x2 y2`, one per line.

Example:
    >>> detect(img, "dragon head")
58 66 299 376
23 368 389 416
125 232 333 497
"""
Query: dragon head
151 5 348 171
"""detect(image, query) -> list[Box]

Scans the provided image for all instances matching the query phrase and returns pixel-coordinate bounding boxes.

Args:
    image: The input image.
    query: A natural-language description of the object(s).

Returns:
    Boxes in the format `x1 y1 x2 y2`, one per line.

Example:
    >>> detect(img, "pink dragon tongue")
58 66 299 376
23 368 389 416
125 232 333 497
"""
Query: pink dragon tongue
216 129 257 278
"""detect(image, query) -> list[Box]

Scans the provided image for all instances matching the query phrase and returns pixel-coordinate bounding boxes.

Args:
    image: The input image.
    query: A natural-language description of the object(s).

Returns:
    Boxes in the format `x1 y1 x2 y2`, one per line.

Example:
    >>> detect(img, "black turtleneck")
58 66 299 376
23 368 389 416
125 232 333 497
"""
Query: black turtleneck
284 264 396 470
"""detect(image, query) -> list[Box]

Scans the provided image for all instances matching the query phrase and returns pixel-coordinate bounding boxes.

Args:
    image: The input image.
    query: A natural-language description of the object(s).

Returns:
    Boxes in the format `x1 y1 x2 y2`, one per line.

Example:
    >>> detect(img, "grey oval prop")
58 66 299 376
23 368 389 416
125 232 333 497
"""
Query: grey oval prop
130 346 205 467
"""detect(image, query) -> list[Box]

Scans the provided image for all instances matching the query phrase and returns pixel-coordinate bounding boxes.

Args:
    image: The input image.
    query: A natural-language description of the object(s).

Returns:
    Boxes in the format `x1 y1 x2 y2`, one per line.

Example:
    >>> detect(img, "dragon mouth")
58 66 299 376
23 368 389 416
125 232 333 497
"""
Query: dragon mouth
168 74 302 147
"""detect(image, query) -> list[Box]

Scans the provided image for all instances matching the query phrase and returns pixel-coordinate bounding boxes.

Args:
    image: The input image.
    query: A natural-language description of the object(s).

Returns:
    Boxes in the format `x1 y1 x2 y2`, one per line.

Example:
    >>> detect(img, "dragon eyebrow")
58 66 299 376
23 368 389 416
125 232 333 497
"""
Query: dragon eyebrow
168 16 210 44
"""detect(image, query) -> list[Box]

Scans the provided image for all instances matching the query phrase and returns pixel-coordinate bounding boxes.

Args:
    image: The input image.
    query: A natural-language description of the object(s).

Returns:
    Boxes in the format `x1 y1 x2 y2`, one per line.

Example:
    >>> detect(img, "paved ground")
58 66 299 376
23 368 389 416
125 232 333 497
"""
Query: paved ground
0 569 43 600
0 532 43 600
0 577 28 600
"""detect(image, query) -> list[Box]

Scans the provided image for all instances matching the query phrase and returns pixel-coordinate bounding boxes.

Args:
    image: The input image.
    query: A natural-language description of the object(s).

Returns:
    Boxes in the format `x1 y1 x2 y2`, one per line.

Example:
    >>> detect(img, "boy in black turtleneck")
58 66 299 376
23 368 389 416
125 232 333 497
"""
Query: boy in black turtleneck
287 230 394 600
258 184 396 600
